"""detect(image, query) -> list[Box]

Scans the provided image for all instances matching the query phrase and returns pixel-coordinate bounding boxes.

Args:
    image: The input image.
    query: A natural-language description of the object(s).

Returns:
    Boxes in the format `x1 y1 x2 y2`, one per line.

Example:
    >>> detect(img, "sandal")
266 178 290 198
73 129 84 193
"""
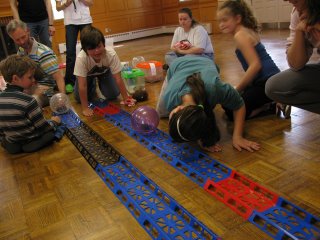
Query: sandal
276 103 291 119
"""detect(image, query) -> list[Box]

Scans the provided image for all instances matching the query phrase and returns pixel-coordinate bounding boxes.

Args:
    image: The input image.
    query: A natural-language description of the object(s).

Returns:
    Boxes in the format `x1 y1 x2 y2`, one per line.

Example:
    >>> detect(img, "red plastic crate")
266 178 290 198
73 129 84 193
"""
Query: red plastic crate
94 102 120 116
204 171 279 219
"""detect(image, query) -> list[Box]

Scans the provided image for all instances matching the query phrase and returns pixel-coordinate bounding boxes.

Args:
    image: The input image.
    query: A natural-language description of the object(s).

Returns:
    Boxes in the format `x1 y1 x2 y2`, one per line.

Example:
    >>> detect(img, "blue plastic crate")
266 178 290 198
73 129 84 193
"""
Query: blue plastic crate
90 99 109 108
60 110 120 167
103 110 232 186
96 157 221 240
87 104 320 239
58 109 81 129
249 197 320 239
60 109 220 239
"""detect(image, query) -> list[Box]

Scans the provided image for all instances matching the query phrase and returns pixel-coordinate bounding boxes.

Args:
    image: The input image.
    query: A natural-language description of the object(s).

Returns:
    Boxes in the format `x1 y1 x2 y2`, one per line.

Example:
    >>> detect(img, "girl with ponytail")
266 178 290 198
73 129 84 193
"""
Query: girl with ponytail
156 56 260 152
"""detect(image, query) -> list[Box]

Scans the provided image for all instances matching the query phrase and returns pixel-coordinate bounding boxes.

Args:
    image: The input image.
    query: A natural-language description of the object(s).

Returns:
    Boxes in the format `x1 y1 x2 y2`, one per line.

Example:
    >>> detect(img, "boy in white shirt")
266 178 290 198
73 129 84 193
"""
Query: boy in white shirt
73 26 135 116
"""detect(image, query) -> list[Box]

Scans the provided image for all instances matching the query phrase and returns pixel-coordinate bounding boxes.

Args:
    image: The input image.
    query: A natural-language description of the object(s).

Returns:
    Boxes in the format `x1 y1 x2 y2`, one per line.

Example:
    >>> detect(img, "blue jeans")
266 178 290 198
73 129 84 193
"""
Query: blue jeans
74 69 120 103
27 19 51 48
1 129 55 154
165 51 214 66
65 24 91 84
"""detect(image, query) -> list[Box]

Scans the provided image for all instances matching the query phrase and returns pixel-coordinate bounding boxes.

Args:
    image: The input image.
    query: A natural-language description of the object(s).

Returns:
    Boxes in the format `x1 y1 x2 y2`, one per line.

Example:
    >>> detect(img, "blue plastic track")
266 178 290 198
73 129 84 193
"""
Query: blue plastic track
59 110 221 240
103 109 232 187
249 197 320 240
58 109 81 128
97 157 220 240
60 110 121 168
93 106 320 240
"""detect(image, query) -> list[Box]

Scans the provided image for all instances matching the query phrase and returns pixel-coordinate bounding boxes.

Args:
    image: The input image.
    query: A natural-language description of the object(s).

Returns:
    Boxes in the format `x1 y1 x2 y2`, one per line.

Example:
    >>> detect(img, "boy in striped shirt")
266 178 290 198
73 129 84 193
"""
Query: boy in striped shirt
0 55 60 154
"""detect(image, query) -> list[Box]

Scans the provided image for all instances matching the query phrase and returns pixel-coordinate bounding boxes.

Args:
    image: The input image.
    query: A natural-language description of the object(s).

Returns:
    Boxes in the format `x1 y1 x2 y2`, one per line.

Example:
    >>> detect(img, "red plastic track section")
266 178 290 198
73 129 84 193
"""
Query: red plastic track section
204 171 279 219
94 103 120 116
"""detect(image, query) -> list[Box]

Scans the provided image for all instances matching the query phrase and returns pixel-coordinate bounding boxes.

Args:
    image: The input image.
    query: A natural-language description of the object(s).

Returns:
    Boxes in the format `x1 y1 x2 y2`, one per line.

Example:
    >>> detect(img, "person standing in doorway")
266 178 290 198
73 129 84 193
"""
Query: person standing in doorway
56 0 93 93
9 0 55 48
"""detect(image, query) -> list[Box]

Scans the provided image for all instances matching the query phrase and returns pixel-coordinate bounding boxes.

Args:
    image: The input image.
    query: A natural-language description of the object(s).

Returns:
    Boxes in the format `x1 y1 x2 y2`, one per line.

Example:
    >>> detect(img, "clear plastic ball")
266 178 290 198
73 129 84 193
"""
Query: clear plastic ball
49 93 71 114
132 56 145 68
131 106 159 135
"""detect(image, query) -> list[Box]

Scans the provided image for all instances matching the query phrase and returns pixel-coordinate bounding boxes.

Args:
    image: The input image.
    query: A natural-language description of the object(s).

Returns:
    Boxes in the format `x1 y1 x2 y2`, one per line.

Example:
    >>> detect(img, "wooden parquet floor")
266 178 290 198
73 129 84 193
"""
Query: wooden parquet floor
1 30 320 240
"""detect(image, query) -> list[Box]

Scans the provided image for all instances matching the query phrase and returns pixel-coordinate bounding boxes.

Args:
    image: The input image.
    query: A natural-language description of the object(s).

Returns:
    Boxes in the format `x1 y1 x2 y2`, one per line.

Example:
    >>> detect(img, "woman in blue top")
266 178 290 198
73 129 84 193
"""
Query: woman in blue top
156 56 260 153
217 0 283 120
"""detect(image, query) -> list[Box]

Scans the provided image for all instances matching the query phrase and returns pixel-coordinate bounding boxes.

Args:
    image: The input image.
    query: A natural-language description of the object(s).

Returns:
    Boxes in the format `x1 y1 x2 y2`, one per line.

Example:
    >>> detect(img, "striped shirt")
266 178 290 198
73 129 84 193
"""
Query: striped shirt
0 84 53 143
18 38 58 87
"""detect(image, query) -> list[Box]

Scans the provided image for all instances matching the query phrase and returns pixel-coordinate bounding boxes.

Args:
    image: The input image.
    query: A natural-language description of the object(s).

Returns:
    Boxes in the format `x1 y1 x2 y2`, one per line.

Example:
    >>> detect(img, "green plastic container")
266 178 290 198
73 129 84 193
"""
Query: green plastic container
121 68 145 94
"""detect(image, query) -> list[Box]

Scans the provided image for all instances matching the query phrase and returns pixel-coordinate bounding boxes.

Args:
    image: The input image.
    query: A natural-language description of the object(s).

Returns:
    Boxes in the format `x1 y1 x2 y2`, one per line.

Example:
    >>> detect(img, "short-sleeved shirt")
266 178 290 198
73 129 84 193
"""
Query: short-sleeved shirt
171 25 214 54
0 84 53 143
163 56 244 112
74 47 122 79
18 38 58 87
287 8 320 61
56 0 92 25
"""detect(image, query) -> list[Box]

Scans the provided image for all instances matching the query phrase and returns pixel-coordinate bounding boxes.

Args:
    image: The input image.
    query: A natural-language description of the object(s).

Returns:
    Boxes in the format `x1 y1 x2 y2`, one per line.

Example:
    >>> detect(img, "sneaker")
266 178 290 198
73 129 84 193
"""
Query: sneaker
65 84 74 93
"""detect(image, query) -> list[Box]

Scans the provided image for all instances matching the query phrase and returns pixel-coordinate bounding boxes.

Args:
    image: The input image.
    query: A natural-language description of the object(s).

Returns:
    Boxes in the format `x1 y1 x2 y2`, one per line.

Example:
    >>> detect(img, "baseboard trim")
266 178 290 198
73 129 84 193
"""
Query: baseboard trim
261 22 290 29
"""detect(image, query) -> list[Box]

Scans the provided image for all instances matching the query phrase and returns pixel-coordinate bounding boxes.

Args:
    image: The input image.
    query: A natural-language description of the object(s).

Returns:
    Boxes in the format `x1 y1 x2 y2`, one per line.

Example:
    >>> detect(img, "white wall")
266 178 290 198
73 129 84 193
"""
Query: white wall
218 0 292 24
51 0 64 20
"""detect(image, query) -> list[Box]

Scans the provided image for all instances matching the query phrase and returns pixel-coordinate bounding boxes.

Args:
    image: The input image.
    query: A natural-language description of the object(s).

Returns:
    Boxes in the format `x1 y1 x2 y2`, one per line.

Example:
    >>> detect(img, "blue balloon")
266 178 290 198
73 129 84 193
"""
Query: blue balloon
131 106 159 134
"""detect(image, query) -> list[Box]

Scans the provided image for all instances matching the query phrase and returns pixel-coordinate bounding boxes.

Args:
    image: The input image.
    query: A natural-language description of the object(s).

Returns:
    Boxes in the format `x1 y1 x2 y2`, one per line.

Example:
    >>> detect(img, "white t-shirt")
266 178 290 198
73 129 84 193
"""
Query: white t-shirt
74 47 122 78
287 8 320 58
170 24 214 54
56 0 92 25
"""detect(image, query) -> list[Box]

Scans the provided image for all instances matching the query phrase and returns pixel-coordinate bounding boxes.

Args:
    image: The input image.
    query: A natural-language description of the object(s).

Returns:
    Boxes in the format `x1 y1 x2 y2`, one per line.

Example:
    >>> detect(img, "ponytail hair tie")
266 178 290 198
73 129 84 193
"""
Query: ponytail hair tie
198 104 204 109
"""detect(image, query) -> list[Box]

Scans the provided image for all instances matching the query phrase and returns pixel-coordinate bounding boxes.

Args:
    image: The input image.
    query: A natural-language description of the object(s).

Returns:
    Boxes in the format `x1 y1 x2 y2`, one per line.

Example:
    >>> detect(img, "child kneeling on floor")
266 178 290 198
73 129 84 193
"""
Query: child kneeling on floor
0 55 61 154
73 25 136 117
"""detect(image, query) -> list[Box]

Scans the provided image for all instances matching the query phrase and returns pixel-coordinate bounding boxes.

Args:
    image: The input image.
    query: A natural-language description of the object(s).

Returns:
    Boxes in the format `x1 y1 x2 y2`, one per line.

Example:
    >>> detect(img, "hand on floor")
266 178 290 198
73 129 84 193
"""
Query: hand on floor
120 96 137 107
82 107 94 117
198 140 222 152
232 136 260 152
201 143 222 152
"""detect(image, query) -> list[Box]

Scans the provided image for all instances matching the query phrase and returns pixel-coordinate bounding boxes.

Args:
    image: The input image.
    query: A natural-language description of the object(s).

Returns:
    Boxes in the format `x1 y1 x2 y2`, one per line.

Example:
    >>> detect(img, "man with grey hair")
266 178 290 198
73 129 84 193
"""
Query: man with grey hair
6 19 65 106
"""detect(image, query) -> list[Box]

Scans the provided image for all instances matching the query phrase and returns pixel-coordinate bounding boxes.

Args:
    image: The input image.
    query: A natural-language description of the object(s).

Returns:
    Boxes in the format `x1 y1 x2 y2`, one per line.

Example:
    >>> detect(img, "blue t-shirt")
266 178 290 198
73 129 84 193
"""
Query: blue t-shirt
235 42 280 84
163 56 244 112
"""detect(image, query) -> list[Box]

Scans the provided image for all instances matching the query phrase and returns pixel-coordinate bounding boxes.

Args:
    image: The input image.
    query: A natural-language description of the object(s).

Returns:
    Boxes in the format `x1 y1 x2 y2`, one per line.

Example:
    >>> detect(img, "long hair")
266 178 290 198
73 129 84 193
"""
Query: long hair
219 0 259 32
169 73 220 147
179 8 199 27
306 0 320 26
